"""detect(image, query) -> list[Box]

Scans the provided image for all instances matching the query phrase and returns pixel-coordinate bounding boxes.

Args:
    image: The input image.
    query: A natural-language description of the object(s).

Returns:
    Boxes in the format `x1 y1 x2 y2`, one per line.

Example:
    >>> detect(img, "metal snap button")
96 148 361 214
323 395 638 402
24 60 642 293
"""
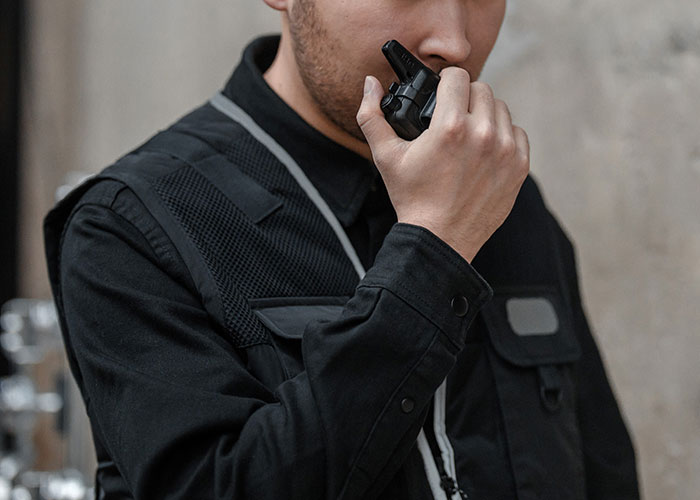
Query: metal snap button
451 295 469 317
400 398 415 414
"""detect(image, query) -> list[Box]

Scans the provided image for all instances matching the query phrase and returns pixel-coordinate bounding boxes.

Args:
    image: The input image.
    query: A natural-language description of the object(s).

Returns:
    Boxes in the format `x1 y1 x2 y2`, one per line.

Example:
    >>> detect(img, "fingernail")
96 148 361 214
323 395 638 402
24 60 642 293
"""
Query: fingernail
363 76 372 95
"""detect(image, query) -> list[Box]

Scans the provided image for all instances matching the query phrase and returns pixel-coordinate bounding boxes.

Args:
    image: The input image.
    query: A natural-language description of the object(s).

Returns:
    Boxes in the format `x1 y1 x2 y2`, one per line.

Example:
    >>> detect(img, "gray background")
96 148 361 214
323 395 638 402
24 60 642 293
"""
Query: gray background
17 1 700 498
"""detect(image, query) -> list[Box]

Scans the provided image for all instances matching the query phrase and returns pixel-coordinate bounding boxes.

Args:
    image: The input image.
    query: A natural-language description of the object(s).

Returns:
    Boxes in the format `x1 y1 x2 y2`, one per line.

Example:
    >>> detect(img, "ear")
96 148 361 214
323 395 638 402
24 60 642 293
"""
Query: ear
262 0 289 11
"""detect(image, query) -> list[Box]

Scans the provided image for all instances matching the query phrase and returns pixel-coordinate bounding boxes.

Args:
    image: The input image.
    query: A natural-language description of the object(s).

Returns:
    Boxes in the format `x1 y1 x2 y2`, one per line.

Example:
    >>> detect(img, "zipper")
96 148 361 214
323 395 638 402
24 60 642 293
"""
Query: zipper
429 381 469 500
417 427 469 500
439 470 468 499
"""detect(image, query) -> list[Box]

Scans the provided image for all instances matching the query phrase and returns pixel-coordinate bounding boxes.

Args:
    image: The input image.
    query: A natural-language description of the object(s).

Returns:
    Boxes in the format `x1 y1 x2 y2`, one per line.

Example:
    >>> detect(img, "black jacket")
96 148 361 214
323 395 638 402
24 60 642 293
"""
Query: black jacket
44 36 639 500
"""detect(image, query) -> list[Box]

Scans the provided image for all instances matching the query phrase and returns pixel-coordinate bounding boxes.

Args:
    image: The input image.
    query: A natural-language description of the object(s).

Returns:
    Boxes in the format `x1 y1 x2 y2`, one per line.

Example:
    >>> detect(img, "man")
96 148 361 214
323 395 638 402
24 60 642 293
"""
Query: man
44 0 640 499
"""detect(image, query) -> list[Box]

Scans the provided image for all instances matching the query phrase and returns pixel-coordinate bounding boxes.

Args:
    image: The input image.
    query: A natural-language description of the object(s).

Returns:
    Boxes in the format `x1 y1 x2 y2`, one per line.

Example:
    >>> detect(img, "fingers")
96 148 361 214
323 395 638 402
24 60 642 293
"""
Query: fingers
468 82 496 130
356 76 404 162
495 99 515 151
513 125 530 163
431 69 499 145
431 67 472 125
496 98 529 175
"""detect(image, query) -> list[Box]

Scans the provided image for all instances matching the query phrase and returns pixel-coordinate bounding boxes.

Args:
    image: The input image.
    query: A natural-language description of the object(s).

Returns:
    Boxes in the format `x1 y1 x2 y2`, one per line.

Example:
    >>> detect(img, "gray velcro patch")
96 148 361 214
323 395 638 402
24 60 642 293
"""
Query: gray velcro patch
505 297 559 336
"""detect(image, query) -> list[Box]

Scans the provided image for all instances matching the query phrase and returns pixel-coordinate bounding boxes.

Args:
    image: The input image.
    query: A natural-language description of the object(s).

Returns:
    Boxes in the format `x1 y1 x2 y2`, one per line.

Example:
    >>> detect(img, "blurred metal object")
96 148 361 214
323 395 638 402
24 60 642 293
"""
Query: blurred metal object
0 469 93 500
0 375 62 469
1 300 94 500
0 299 61 367
39 471 89 500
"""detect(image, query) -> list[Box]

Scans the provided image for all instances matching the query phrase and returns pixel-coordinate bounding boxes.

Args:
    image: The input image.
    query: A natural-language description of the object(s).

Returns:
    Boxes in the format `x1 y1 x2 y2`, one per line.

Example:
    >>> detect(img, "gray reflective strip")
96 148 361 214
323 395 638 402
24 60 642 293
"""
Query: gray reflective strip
211 91 452 498
434 381 464 500
209 92 366 279
505 297 559 335
417 430 449 500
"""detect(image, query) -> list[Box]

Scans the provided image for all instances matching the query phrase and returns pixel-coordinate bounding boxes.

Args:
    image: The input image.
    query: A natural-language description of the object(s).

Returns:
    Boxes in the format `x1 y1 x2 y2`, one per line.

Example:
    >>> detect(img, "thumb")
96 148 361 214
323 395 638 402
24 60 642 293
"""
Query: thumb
356 76 402 159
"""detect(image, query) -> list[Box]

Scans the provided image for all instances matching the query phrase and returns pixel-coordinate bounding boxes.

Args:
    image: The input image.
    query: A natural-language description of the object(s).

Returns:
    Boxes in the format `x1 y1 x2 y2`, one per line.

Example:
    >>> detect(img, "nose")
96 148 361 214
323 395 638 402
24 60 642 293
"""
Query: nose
416 1 472 69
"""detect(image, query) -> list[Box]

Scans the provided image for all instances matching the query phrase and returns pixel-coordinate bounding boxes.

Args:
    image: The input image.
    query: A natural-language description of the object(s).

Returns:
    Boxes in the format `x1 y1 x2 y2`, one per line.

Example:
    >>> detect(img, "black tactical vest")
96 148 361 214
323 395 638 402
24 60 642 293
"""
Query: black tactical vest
45 97 592 500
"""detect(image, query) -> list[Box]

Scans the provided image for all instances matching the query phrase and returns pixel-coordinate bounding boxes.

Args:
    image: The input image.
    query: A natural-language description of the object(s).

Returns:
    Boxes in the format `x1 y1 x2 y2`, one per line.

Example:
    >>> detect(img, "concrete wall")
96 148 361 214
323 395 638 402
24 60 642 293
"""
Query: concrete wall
18 1 699 498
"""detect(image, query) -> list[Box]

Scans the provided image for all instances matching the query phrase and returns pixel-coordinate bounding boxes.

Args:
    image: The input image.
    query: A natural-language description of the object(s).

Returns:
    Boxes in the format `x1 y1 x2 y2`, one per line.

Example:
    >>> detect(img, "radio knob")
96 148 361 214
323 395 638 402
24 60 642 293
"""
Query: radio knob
381 94 401 113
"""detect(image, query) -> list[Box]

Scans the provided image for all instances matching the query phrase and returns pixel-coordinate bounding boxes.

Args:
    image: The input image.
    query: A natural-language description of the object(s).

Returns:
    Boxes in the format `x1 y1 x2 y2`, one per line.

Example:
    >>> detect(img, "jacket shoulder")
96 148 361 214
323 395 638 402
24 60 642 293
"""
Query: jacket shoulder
44 100 241 240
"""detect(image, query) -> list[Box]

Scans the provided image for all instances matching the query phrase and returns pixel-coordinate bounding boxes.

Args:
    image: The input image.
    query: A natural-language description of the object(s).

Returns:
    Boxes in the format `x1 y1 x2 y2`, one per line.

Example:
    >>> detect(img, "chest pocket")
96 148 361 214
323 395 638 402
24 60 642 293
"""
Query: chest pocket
483 287 579 358
480 286 586 499
250 297 348 380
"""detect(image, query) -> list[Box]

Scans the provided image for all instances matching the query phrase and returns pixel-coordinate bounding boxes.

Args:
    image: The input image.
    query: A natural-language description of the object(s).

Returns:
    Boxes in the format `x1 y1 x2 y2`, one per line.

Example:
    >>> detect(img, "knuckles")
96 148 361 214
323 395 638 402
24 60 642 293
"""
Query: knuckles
499 137 517 158
495 99 510 116
441 115 470 142
471 121 497 151
440 66 471 85
470 81 494 100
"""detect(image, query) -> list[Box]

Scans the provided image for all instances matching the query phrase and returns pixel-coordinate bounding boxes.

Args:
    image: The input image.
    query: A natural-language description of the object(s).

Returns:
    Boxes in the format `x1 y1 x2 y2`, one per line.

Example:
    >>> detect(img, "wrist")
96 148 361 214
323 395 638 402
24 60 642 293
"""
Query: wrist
396 218 480 263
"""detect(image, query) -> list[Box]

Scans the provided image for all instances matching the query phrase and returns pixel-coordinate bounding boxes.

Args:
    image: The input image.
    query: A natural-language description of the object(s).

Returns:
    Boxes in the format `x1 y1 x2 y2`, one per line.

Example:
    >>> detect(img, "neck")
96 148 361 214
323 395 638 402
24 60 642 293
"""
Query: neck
263 34 372 161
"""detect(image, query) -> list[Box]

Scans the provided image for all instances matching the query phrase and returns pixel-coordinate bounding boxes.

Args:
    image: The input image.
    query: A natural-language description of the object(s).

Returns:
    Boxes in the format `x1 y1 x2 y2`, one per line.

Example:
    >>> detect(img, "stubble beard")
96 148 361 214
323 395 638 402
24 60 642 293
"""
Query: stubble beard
288 0 369 142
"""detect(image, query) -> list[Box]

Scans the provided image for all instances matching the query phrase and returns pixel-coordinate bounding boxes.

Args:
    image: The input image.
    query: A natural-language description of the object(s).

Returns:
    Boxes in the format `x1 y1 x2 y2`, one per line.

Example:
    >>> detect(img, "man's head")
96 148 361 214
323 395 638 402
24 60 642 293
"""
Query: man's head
263 0 506 149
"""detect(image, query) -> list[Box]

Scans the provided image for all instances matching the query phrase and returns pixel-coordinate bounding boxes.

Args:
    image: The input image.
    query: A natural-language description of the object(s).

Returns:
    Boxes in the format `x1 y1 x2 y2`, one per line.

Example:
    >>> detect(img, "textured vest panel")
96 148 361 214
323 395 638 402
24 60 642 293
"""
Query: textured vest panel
47 102 359 356
148 136 358 345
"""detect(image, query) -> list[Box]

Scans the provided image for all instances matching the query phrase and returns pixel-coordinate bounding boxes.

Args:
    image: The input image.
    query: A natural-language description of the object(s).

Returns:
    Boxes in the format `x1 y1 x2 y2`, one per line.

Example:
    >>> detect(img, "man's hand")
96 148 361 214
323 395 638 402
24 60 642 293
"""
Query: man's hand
357 68 530 263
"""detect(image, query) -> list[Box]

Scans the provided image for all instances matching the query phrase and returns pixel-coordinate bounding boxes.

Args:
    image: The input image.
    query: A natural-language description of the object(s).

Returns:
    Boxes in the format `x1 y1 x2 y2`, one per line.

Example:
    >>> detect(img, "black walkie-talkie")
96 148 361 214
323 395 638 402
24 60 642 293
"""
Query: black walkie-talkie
380 40 440 140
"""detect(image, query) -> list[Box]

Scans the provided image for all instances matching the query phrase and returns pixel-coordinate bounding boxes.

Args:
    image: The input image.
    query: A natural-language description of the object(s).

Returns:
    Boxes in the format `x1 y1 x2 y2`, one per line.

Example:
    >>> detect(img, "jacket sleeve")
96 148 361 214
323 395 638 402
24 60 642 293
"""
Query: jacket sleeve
553 220 640 499
55 186 492 500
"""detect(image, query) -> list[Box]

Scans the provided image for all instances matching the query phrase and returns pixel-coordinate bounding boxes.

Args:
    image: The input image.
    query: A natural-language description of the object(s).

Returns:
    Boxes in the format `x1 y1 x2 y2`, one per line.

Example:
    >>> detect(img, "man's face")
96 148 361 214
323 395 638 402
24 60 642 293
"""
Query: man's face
286 0 507 141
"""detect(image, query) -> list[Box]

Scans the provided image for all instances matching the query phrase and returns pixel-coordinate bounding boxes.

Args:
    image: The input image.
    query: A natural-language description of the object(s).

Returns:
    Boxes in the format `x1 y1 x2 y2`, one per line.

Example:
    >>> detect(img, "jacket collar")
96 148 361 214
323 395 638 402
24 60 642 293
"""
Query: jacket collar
222 35 378 227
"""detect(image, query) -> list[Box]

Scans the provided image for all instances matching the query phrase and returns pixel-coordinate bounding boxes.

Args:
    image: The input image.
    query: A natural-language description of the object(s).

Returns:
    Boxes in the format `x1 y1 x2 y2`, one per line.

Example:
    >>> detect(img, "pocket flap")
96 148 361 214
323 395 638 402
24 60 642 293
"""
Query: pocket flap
250 297 348 339
480 287 581 367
